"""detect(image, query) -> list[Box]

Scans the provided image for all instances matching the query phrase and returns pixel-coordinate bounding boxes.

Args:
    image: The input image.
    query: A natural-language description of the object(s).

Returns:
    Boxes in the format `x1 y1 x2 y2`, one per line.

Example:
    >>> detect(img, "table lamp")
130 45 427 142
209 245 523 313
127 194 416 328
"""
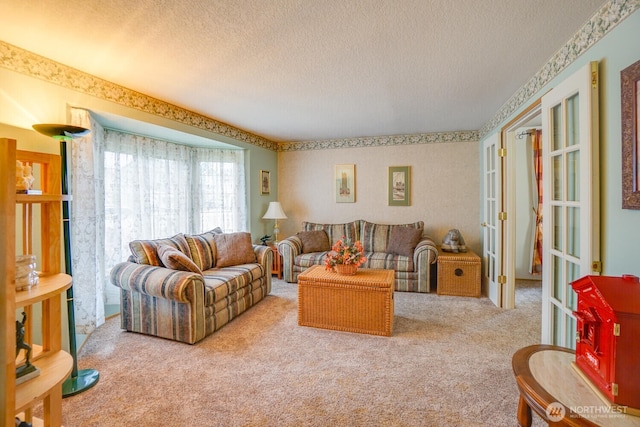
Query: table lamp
262 202 287 244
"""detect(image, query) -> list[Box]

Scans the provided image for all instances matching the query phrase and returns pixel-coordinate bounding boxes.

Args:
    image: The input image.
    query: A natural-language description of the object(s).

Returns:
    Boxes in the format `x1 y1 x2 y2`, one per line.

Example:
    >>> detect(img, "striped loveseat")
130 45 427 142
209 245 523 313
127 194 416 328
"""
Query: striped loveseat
278 220 438 293
110 229 272 344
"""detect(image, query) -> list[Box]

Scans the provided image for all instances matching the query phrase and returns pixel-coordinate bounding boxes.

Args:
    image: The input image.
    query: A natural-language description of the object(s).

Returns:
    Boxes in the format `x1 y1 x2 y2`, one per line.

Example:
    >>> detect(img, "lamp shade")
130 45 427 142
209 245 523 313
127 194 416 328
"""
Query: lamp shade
262 202 287 219
32 124 90 141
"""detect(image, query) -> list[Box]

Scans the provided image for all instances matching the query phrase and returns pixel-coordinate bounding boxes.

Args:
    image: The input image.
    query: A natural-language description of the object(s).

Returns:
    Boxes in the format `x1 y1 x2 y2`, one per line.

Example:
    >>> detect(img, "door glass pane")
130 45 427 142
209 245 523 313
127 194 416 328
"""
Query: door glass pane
488 145 495 169
486 147 490 169
553 206 563 250
485 256 489 278
567 261 580 311
489 172 496 199
552 104 563 151
567 206 580 258
485 175 489 200
490 200 495 226
566 315 576 350
567 94 579 147
553 155 563 200
489 229 494 252
567 150 580 201
552 304 562 346
553 255 563 302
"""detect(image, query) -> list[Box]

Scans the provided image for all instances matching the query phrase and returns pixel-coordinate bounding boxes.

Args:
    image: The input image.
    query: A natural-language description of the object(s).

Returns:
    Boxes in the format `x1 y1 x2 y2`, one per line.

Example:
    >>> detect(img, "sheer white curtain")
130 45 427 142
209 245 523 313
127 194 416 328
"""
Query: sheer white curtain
70 108 247 334
192 146 247 232
69 108 106 334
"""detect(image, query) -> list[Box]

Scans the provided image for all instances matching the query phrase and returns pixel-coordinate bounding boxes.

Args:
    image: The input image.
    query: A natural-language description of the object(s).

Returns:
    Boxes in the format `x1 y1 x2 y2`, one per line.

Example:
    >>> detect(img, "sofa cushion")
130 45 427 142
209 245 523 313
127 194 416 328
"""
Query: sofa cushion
185 228 224 271
297 230 331 253
157 244 203 275
202 264 265 306
129 234 190 266
362 252 415 272
213 232 257 268
360 221 424 252
387 226 423 257
302 220 359 245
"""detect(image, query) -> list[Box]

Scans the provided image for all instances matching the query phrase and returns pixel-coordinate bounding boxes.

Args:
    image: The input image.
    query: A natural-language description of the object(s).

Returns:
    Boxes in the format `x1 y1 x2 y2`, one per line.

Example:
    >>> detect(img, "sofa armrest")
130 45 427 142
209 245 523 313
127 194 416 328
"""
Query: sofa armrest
277 236 302 283
414 236 438 265
110 262 205 303
253 244 274 273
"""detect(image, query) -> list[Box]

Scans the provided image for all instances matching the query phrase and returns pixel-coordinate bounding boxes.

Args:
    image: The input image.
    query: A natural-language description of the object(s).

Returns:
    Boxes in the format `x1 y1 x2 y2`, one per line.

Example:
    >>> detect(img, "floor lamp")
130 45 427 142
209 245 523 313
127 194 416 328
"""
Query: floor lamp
33 124 100 397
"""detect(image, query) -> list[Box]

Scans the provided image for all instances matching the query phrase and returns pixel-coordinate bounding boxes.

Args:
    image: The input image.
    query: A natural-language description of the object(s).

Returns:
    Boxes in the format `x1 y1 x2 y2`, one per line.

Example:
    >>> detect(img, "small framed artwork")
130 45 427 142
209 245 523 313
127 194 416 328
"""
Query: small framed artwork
388 166 411 206
260 170 270 195
621 59 640 209
335 164 355 203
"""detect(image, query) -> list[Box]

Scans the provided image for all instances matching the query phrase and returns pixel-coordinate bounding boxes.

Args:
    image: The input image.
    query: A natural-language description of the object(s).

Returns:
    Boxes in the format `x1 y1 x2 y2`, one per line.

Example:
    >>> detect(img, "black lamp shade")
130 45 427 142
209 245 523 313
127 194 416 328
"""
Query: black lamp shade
32 124 90 140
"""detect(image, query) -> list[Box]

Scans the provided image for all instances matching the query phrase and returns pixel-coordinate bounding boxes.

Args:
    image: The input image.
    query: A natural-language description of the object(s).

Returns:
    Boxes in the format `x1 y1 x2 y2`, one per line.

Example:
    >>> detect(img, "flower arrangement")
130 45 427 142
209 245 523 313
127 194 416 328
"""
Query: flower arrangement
324 236 367 271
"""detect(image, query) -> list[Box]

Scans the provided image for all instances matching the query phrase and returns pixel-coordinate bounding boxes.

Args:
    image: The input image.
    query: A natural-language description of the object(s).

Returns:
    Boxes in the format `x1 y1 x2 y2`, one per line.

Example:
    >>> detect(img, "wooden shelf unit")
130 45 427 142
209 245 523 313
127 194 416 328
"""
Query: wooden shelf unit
2 138 73 427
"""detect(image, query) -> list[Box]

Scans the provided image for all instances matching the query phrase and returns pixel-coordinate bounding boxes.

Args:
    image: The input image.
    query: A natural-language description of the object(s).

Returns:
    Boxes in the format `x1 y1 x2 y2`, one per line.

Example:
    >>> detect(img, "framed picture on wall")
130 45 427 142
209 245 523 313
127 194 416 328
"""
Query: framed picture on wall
388 166 411 206
621 58 640 209
260 170 270 195
335 164 355 203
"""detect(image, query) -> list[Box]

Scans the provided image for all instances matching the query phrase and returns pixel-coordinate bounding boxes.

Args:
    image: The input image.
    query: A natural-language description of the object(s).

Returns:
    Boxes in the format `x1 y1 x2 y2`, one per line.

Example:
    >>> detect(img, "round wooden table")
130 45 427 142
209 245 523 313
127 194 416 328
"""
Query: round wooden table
512 345 639 427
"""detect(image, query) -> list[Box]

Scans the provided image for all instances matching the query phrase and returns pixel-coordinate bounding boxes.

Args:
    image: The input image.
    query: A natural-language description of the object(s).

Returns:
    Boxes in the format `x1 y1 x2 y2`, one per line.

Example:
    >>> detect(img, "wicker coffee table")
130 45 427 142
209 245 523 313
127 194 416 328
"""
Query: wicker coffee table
297 265 394 336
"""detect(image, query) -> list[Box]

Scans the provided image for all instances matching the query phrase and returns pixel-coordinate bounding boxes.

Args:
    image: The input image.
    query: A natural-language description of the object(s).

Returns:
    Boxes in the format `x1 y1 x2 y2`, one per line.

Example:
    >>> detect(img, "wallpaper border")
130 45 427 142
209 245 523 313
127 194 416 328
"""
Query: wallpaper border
0 41 279 152
279 131 479 152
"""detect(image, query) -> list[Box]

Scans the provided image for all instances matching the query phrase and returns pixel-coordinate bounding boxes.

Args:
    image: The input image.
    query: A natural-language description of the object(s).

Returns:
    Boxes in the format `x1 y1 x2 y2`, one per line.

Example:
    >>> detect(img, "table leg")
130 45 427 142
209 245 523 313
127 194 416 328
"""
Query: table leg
517 394 532 427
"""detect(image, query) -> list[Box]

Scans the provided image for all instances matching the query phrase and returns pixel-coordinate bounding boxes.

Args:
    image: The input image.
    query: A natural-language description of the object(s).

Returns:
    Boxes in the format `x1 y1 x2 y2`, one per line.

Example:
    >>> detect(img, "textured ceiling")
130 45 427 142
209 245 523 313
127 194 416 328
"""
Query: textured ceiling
0 0 605 142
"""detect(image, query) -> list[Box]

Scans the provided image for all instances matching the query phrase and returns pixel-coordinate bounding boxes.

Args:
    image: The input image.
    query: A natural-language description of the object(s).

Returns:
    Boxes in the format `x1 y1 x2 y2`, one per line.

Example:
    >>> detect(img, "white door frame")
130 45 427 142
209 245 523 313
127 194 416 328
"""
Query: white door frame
502 101 542 309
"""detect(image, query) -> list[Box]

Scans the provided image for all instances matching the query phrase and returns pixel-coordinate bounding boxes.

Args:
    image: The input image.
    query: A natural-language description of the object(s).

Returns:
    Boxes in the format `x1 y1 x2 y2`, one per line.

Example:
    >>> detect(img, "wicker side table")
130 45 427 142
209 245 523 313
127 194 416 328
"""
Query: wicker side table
436 247 481 297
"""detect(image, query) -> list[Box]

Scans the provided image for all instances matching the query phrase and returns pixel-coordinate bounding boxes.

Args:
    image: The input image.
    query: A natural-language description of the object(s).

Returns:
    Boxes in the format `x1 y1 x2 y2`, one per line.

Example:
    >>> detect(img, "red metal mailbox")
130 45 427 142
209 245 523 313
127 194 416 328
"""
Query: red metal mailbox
571 274 640 409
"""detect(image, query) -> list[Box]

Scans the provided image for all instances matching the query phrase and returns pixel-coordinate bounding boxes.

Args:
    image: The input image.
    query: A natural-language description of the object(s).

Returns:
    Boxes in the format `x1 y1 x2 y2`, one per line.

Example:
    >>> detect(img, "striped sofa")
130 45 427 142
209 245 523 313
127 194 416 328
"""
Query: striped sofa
278 220 438 293
110 230 272 344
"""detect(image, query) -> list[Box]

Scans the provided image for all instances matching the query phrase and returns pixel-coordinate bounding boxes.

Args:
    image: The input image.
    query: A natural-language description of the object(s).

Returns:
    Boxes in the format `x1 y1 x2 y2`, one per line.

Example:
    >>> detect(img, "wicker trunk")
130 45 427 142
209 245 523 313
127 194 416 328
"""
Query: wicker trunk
298 265 394 336
436 248 481 297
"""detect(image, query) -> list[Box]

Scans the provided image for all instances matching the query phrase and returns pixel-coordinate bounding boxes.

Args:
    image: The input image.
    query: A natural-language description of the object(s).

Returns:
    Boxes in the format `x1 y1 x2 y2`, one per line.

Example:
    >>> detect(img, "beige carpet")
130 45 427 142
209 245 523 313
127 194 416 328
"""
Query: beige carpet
58 279 543 427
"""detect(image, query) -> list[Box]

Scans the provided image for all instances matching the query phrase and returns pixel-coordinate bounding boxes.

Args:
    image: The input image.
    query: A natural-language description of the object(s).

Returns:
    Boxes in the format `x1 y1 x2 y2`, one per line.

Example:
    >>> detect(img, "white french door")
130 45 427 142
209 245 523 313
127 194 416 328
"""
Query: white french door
541 62 600 348
482 133 502 307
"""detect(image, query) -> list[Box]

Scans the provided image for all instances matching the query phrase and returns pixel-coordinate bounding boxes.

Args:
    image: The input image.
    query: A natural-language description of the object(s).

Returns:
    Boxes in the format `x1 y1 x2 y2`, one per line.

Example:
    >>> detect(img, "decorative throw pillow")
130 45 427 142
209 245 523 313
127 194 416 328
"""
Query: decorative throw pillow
129 234 190 266
297 230 330 253
157 244 203 275
186 232 216 271
213 232 257 268
207 227 224 235
387 227 423 257
302 221 360 245
184 227 225 270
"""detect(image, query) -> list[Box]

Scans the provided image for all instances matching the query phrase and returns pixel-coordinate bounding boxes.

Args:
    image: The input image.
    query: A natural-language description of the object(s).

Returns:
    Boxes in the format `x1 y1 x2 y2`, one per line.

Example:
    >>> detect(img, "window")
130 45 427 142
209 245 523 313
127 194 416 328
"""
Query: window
102 130 246 303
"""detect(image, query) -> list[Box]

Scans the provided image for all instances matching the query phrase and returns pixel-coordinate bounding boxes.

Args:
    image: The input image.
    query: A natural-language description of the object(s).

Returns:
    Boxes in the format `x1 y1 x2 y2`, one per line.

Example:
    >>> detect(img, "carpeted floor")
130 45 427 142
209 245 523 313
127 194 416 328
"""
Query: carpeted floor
58 279 544 427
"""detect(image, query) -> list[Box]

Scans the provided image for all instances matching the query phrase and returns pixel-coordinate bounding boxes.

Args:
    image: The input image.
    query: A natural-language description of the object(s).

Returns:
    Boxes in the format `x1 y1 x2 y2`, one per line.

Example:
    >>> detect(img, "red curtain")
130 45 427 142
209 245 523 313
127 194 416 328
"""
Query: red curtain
531 130 543 275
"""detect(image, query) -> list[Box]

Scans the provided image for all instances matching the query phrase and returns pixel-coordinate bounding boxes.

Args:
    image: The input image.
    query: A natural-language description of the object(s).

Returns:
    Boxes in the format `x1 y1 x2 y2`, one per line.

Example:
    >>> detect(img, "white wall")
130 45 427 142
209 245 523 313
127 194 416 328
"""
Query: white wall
277 139 481 254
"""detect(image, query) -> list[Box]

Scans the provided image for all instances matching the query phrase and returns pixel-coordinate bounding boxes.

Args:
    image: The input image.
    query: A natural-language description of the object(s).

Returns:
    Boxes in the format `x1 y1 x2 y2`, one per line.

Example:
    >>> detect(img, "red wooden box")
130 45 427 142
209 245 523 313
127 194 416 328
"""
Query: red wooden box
571 274 640 409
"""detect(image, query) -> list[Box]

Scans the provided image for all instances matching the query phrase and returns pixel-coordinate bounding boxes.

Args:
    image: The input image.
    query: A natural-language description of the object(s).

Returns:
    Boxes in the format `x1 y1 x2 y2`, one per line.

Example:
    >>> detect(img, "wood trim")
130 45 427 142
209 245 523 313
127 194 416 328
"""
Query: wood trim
1 138 17 426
